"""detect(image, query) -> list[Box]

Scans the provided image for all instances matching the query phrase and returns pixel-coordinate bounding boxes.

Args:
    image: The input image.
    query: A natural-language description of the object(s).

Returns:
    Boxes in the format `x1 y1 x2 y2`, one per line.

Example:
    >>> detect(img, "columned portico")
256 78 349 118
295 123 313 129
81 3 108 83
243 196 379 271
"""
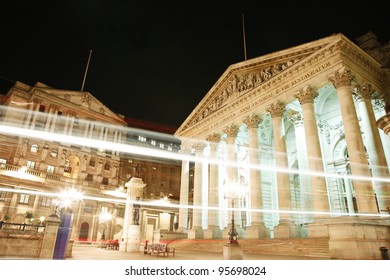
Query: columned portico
328 68 378 213
204 133 223 239
188 142 206 239
354 82 390 212
267 101 300 238
243 113 269 238
294 86 330 217
174 33 389 259
178 146 191 233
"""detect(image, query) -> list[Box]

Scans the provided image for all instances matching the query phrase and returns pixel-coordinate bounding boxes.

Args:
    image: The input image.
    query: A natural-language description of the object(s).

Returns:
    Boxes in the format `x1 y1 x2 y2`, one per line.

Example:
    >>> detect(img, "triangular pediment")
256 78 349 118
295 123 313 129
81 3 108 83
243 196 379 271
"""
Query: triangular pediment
175 33 345 137
30 84 126 124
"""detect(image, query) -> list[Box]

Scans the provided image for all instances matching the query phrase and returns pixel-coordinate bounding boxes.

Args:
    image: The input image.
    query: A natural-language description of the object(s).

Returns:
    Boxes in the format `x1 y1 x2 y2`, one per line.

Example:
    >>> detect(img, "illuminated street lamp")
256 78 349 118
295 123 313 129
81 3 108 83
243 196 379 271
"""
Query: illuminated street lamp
223 182 244 260
99 211 112 240
52 188 83 260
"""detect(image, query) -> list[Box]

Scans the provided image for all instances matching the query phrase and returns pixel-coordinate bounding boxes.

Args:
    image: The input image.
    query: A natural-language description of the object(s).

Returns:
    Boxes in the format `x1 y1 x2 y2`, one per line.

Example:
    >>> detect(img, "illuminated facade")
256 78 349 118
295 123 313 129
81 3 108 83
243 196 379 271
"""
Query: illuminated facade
175 32 390 248
0 81 181 243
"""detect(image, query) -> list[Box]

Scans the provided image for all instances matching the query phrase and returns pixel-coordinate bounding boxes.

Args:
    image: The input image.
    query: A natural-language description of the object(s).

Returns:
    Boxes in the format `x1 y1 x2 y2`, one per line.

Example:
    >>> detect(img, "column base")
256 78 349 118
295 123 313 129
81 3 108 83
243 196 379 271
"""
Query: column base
223 243 243 260
120 225 140 252
188 227 204 239
273 223 301 238
204 227 222 239
246 225 270 239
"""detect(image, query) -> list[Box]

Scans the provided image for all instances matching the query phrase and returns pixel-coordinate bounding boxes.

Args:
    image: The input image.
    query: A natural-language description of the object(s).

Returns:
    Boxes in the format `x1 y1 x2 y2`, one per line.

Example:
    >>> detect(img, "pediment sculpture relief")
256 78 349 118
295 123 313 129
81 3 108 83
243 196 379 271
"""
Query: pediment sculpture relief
191 59 299 125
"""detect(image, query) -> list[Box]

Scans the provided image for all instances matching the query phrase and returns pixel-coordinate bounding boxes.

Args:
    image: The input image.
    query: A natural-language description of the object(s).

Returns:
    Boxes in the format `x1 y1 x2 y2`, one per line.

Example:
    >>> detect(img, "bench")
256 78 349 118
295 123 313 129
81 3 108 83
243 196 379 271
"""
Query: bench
100 239 119 250
146 242 175 257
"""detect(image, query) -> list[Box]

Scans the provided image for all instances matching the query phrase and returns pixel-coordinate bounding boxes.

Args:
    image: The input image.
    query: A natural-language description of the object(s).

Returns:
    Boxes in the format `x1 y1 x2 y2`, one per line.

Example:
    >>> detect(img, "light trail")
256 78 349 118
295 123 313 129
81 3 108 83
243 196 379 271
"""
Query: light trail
1 123 389 186
1 186 389 219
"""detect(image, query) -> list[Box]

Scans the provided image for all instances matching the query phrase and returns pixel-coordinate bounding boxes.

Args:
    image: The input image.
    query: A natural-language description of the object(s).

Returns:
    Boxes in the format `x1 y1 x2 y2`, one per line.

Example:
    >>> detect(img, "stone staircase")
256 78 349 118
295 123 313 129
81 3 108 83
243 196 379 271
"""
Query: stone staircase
165 238 331 259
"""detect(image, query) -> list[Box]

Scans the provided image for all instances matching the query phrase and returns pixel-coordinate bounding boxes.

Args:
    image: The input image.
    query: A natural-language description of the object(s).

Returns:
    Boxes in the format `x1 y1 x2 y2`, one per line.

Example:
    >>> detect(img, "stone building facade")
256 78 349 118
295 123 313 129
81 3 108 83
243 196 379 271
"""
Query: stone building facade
174 32 390 246
0 81 181 243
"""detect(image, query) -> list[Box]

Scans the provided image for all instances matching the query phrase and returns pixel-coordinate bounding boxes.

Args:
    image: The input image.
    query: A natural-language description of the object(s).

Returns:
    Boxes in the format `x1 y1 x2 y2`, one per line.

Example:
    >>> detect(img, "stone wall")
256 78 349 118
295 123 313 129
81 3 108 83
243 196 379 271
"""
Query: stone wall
0 231 43 258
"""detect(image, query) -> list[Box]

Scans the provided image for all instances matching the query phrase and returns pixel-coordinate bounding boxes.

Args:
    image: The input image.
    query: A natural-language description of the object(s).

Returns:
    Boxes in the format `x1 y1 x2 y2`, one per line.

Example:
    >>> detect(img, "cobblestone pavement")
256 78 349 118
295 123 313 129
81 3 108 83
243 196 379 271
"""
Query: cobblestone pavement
68 244 330 260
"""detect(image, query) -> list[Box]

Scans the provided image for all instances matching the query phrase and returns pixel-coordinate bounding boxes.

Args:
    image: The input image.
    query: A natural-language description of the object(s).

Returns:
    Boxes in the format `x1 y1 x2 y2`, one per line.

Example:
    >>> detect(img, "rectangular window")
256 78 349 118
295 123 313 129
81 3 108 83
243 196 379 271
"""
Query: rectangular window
86 174 93 182
138 136 146 142
102 177 109 185
31 144 39 153
27 161 35 169
89 160 95 167
151 140 156 146
159 143 164 149
39 105 45 112
47 165 55 173
84 204 92 213
0 158 6 168
41 197 52 207
0 191 6 201
19 194 30 204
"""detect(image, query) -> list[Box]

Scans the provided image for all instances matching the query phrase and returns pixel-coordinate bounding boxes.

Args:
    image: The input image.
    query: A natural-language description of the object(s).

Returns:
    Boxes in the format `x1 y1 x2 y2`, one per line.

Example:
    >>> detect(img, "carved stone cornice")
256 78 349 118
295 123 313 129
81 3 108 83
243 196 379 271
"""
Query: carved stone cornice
328 68 354 89
294 85 318 105
223 124 239 138
243 113 262 129
266 101 285 117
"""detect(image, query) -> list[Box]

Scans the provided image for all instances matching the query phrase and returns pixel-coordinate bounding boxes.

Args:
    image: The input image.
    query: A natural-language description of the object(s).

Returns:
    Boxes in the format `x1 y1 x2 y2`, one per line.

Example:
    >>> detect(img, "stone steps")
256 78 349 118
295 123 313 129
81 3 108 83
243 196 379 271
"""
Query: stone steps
167 238 331 258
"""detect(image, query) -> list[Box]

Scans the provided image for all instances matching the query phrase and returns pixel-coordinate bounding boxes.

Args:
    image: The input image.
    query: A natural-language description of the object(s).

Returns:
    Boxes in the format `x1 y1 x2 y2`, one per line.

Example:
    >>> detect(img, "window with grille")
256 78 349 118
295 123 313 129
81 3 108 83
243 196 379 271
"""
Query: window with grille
19 194 30 204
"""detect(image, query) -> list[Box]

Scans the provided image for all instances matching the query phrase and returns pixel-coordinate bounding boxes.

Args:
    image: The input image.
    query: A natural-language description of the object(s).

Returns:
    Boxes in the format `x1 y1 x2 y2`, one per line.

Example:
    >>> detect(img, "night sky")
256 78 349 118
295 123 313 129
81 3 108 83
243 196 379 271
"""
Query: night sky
1 1 389 128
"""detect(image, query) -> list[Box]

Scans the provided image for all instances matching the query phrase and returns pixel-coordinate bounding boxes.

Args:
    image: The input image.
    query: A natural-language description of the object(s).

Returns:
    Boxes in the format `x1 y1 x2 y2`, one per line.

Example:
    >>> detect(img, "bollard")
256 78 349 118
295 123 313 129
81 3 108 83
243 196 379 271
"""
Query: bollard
379 247 389 260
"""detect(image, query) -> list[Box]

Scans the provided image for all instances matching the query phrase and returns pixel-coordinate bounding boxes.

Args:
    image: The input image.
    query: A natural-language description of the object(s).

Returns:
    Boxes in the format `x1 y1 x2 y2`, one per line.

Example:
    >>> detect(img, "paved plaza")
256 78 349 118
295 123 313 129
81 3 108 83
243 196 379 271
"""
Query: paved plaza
68 244 331 260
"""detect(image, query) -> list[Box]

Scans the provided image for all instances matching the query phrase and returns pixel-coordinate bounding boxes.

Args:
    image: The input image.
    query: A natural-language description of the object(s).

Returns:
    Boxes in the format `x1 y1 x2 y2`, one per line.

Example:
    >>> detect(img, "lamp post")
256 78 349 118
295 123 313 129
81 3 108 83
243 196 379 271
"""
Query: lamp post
99 211 112 241
226 196 238 244
223 183 244 260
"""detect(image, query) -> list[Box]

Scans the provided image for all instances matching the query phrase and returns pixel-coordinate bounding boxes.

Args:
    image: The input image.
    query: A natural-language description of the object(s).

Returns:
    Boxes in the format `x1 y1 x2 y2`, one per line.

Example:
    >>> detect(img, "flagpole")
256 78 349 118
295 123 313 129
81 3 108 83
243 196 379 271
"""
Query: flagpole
81 50 93 92
242 14 247 61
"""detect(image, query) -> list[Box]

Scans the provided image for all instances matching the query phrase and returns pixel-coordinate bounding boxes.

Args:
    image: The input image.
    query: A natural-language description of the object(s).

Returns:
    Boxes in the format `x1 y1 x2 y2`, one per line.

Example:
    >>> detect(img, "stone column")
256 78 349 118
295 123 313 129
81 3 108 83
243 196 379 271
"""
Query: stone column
120 177 145 252
204 133 222 239
243 113 269 238
294 86 330 216
288 110 311 223
30 102 40 129
49 108 59 132
188 142 206 239
223 124 243 232
267 101 299 237
178 145 191 233
23 102 34 128
44 107 54 131
354 82 390 212
328 68 377 213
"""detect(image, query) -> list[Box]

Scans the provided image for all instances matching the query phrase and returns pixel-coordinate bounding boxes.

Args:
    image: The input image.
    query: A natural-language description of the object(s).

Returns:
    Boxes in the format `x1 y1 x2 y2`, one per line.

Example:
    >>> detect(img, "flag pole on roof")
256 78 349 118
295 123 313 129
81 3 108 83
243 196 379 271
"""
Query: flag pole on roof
242 14 247 61
81 49 93 92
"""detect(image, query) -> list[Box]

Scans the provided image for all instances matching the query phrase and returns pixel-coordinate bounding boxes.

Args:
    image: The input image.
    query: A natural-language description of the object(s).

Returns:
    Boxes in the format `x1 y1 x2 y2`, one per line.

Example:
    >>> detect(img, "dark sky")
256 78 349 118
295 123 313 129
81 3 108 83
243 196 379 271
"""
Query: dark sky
1 1 389 128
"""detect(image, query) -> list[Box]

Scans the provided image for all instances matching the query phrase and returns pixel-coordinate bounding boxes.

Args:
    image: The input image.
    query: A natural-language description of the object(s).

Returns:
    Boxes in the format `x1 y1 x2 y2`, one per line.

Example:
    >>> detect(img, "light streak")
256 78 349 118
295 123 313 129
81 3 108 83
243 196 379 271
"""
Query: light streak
1 186 389 219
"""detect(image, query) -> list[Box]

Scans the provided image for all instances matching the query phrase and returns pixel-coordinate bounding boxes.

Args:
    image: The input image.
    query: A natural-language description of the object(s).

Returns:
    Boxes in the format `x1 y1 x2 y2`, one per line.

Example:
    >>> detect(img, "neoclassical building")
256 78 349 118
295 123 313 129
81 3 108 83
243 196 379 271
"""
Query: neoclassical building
174 32 390 243
0 81 182 244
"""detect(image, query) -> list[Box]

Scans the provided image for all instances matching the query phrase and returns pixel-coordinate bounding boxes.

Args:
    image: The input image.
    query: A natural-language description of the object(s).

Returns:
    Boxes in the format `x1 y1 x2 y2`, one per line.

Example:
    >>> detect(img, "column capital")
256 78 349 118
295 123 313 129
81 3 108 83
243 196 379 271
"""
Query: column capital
192 142 207 153
287 110 303 127
266 101 285 117
294 85 318 105
355 82 375 100
328 68 354 89
243 113 262 128
223 124 239 138
206 133 221 143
